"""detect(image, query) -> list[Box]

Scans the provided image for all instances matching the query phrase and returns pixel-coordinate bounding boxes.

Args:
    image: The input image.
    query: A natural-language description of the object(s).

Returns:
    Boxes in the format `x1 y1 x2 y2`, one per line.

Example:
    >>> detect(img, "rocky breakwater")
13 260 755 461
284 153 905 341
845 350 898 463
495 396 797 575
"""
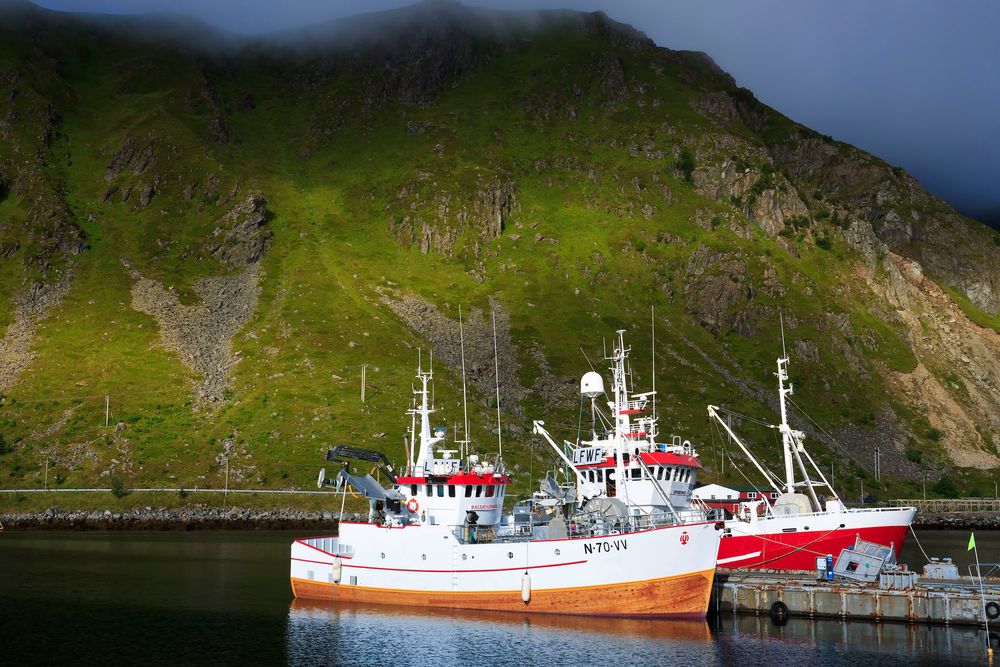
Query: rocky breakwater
1 506 365 531
913 513 1000 530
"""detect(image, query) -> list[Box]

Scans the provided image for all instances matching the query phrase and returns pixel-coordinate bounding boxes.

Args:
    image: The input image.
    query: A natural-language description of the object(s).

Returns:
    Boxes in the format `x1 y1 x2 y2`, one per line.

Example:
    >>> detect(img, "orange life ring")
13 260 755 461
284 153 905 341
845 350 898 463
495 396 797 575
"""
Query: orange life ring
406 497 419 513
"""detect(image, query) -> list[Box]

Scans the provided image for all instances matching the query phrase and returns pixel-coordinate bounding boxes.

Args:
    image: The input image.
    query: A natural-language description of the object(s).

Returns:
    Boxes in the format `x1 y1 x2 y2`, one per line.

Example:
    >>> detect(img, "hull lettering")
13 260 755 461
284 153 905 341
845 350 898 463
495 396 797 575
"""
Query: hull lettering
583 539 628 555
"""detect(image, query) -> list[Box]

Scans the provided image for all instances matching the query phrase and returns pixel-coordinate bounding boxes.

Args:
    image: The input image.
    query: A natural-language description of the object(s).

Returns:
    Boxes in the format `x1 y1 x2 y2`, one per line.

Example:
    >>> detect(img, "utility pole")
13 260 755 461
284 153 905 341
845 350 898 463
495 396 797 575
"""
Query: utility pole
875 445 880 482
105 395 110 427
922 472 927 501
861 479 865 506
224 456 229 501
361 365 367 403
44 459 48 491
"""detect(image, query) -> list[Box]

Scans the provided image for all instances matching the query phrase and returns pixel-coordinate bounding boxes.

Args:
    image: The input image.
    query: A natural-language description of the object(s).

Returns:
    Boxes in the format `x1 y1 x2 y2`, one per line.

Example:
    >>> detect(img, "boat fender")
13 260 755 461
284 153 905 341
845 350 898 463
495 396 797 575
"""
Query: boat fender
986 601 1000 620
331 556 342 584
406 498 419 513
770 600 789 626
521 572 531 604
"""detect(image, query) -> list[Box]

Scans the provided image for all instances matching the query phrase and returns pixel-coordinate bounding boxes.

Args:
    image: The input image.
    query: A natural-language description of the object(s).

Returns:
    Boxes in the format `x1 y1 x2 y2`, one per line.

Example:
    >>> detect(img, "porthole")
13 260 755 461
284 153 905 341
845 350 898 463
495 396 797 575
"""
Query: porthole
422 554 427 561
462 554 468 560
380 552 385 559
555 549 561 556
508 552 514 559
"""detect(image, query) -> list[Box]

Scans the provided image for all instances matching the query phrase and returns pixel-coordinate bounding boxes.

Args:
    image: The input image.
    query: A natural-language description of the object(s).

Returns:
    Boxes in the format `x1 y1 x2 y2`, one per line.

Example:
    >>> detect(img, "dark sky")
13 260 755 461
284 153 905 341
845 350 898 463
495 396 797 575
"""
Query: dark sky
33 0 1000 223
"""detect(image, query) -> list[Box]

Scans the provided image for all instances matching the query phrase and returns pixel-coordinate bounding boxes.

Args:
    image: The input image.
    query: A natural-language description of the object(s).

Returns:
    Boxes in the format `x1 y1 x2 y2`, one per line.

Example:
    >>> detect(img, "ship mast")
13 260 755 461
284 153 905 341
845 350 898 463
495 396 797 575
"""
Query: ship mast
491 308 504 464
610 330 630 502
776 354 796 494
409 350 442 474
776 320 822 511
458 306 470 465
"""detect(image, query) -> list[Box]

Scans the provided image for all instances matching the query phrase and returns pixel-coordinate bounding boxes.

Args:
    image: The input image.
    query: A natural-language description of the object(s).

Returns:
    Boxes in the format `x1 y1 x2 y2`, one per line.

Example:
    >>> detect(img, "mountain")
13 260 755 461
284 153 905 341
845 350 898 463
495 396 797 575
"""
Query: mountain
0 0 998 499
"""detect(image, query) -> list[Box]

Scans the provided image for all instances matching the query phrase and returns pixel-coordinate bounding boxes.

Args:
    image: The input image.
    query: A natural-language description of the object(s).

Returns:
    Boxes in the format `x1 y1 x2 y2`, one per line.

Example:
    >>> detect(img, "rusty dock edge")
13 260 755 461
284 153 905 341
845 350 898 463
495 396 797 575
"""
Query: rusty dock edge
713 570 1000 627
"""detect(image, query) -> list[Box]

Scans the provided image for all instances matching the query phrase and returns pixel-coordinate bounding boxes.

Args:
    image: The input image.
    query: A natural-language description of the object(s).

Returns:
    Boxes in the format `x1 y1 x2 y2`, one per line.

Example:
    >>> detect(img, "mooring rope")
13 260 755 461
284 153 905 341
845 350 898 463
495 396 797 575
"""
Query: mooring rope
731 525 846 568
908 524 933 564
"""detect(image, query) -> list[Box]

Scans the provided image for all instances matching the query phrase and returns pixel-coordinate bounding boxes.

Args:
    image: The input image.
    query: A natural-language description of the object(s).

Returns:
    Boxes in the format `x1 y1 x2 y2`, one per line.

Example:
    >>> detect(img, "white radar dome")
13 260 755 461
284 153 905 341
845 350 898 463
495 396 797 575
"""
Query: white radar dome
580 371 605 398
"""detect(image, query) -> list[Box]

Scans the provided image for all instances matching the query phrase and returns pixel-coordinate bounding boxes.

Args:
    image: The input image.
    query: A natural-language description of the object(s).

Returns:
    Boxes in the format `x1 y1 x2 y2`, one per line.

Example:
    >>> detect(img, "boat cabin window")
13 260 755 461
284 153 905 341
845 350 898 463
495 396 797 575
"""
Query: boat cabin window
631 468 641 480
448 485 456 498
411 485 417 496
425 484 432 496
486 485 495 497
437 485 445 497
464 485 472 498
475 486 483 497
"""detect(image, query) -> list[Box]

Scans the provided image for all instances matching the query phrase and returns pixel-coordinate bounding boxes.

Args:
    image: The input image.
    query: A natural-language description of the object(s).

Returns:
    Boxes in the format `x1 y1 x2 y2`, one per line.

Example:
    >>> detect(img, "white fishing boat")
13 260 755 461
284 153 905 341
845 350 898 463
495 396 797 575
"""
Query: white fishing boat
290 318 722 618
531 329 706 524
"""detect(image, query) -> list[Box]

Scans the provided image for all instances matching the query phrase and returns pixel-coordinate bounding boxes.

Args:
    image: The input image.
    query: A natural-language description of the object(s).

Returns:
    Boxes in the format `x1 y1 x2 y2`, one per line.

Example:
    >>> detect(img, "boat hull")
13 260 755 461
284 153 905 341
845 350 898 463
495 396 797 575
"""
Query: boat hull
291 521 721 618
717 507 916 570
291 568 714 618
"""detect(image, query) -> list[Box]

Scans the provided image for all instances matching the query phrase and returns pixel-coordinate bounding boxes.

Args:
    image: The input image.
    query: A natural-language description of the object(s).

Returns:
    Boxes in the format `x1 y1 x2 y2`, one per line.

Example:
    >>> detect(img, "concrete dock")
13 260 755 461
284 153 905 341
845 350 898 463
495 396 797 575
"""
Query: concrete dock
714 569 1000 627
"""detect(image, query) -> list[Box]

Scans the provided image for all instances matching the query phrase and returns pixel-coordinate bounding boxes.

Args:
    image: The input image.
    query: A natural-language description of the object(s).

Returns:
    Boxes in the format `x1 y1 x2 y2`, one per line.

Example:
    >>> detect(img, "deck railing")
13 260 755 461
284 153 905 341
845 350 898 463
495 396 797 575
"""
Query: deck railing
449 508 706 545
888 498 1000 513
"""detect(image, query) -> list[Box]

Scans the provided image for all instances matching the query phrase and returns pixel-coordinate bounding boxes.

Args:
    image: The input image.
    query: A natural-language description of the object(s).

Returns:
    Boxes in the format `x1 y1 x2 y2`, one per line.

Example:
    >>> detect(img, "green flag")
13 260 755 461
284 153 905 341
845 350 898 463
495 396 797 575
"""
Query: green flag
968 532 976 551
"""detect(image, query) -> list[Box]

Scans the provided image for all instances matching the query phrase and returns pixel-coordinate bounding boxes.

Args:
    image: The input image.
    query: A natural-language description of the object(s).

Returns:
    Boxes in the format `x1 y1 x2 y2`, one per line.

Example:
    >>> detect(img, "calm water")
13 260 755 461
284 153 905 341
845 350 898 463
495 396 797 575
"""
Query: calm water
0 530 996 666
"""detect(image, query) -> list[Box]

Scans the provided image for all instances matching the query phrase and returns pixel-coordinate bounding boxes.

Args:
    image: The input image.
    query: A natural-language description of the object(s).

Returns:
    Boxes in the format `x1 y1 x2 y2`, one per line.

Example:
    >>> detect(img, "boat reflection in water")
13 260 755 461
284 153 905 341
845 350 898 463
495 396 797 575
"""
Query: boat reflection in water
287 599 716 666
289 599 995 667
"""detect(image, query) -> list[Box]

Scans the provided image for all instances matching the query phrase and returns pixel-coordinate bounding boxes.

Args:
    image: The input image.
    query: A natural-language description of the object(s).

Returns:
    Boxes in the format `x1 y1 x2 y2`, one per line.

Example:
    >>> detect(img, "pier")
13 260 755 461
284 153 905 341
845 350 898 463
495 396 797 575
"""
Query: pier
713 569 1000 627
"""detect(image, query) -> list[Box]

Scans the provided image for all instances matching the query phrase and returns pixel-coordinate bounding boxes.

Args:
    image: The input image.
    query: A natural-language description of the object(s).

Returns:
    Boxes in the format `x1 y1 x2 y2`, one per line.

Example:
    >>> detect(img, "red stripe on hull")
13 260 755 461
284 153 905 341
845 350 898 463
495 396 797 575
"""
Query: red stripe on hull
717 524 910 570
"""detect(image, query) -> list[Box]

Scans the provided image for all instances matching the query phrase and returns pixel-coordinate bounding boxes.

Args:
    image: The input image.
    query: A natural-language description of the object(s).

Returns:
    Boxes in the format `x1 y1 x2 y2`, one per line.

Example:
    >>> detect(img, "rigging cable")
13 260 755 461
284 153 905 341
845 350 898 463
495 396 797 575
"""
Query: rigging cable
711 418 774 506
711 405 774 429
786 395 847 453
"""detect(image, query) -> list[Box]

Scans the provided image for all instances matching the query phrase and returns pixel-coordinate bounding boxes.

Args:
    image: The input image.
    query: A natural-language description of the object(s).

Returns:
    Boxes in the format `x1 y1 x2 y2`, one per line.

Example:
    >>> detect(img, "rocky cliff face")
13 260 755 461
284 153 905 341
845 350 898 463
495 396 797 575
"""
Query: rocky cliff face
0 2 997 492
0 39 88 394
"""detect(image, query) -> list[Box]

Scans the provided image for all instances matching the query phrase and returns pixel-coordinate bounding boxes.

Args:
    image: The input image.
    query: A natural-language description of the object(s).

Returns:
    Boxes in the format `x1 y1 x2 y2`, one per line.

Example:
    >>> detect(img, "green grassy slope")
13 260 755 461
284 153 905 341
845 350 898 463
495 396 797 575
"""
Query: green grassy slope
0 4 997 507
